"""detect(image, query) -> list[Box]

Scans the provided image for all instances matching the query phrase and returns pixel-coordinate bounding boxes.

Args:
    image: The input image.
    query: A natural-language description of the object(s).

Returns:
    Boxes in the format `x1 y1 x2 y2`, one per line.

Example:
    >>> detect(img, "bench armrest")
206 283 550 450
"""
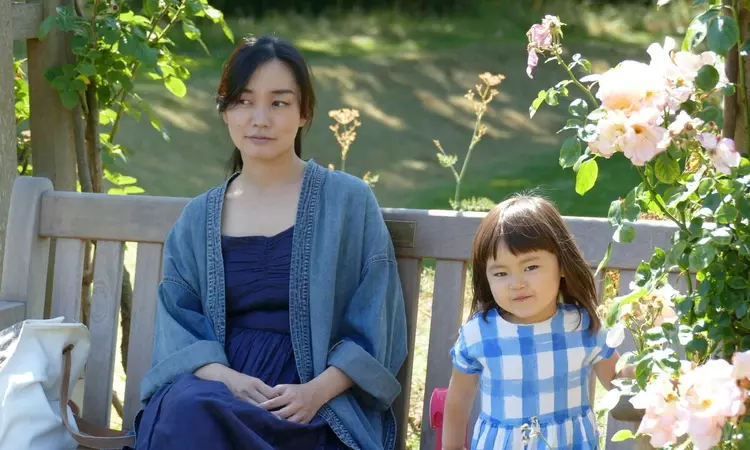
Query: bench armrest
0 300 26 331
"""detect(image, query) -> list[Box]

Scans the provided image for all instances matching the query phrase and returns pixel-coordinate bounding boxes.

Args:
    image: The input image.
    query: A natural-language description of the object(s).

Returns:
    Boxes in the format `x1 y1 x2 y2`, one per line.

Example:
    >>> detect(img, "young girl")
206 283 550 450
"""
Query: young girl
442 194 628 450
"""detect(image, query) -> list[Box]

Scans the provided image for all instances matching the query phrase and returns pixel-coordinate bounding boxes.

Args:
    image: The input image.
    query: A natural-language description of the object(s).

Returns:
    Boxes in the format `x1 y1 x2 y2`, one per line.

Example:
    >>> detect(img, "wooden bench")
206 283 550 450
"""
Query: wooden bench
0 176 678 449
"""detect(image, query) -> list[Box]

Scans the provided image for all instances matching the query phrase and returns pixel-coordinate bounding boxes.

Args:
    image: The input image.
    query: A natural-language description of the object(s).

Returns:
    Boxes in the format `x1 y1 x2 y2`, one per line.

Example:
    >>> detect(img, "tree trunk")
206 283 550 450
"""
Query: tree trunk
725 4 750 154
120 266 133 373
0 0 16 285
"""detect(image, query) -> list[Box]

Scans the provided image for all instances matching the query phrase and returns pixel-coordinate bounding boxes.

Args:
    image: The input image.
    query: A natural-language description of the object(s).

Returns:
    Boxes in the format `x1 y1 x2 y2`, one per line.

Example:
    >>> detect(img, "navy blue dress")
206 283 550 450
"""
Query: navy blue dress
134 226 346 449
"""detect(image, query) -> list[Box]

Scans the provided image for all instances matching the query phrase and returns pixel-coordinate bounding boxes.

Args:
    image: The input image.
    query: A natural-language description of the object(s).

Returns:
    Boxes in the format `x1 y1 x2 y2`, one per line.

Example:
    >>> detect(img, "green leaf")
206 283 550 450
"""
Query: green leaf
545 88 559 106
182 19 201 41
529 90 547 118
50 75 69 91
164 76 187 98
697 178 715 197
729 277 748 290
38 15 57 39
101 26 120 45
707 16 739 56
595 242 612 277
70 78 87 93
611 430 635 442
716 203 738 223
218 18 235 43
119 11 151 26
635 261 651 285
695 64 720 91
578 124 598 142
686 337 709 359
654 153 681 184
691 0 708 5
99 108 117 125
683 16 709 51
698 104 722 124
689 244 716 271
568 99 588 118
614 222 636 243
710 227 733 246
54 6 80 32
676 295 694 316
559 118 583 133
60 89 79 109
559 137 582 168
651 248 666 269
608 200 623 226
144 0 163 16
575 159 598 195
76 63 96 77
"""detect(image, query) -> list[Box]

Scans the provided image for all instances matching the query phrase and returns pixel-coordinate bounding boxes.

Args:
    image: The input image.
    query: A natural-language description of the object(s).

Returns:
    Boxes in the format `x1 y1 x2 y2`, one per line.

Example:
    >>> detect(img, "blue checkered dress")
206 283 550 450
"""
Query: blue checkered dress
450 303 615 450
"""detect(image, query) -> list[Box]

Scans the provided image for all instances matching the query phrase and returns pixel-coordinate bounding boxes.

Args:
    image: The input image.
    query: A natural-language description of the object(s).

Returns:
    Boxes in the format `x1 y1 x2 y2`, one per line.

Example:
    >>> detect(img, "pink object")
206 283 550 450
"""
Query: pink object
430 388 469 450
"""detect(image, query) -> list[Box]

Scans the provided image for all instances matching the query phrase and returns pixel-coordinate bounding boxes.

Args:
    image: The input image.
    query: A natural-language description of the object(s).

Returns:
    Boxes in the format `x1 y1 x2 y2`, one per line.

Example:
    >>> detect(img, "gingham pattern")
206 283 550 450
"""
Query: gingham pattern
450 303 614 450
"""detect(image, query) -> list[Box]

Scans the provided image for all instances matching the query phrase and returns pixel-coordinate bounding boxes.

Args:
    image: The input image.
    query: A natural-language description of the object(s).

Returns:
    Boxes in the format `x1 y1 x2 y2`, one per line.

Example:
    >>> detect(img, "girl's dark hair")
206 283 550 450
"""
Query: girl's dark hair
216 35 316 174
469 194 601 333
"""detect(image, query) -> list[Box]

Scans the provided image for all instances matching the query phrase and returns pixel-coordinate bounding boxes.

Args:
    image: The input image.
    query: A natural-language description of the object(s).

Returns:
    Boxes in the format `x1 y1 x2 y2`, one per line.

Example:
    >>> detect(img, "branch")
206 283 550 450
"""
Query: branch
74 106 94 193
85 82 102 192
636 167 687 233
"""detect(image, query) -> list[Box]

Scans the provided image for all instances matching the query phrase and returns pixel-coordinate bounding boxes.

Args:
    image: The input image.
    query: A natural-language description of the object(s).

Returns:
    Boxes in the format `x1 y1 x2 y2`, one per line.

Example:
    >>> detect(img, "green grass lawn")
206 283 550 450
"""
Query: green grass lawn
107 0 693 217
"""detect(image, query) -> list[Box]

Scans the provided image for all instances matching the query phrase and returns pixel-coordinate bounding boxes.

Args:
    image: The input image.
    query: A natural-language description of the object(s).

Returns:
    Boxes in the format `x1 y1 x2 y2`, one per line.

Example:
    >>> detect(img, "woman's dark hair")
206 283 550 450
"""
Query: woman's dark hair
216 35 316 174
469 194 601 333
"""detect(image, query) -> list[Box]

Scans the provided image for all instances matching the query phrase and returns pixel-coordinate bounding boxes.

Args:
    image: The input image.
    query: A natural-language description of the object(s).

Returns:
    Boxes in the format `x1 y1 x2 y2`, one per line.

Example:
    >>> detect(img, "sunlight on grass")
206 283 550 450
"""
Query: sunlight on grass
175 0 692 61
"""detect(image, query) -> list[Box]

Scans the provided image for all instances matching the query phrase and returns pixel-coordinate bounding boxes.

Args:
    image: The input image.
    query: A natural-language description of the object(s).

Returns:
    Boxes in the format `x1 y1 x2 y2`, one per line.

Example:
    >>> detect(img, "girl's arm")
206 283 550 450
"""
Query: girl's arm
442 368 478 450
594 350 635 390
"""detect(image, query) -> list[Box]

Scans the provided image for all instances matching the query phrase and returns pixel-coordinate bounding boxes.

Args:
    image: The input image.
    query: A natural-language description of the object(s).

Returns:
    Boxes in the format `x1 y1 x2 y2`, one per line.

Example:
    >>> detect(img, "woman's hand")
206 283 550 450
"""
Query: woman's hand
225 372 277 405
195 363 275 404
259 383 323 424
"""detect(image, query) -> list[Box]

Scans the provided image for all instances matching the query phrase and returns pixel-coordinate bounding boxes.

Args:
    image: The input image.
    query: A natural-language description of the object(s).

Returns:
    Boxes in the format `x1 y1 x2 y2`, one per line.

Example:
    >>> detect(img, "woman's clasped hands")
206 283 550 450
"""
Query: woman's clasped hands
224 370 324 424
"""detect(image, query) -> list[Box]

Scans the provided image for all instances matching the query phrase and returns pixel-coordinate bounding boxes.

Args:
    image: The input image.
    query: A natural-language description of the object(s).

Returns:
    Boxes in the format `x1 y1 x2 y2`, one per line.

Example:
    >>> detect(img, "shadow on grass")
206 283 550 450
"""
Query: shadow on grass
113 38 644 217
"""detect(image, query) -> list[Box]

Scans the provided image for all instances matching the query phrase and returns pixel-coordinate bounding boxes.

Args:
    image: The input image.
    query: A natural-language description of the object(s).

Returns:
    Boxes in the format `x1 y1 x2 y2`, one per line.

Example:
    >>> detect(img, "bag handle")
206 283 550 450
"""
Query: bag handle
60 344 136 449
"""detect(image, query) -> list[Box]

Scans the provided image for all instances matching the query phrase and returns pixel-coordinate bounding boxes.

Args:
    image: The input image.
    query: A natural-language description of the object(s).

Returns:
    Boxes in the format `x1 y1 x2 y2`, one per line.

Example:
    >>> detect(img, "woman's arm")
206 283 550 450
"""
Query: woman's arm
324 185 408 410
140 205 229 404
443 368 478 450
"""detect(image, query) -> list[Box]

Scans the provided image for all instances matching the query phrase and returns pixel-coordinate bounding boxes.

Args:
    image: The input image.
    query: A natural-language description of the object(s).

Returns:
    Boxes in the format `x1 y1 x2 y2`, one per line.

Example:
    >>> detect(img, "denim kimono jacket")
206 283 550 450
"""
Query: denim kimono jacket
140 160 408 450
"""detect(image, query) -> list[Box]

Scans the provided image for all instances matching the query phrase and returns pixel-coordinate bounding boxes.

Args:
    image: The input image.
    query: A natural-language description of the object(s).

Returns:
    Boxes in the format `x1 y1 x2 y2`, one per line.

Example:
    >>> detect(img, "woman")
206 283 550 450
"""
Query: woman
134 35 408 450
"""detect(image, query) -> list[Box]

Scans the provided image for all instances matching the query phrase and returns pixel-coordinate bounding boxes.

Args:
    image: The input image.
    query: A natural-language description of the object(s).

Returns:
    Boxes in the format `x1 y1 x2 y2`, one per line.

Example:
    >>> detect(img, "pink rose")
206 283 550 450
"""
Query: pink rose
630 374 688 447
681 359 747 449
733 350 750 380
527 23 552 49
698 133 741 174
527 49 539 79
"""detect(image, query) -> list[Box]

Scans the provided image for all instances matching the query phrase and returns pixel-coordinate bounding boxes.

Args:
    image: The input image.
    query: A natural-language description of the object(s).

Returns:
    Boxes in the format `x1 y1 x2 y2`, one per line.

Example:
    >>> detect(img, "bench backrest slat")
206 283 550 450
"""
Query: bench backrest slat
393 257 422 448
84 241 125 427
420 260 468 450
50 238 85 322
123 242 163 428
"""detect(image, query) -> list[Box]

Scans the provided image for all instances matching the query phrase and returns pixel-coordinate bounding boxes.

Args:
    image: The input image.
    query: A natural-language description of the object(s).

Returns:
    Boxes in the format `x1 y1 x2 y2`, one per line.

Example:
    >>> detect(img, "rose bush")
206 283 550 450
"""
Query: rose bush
527 1 750 448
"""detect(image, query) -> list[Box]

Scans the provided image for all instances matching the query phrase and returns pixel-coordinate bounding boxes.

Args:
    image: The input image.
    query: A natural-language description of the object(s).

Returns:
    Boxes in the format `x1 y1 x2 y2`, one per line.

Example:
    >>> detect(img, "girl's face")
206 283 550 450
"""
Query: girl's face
222 59 307 163
485 242 562 324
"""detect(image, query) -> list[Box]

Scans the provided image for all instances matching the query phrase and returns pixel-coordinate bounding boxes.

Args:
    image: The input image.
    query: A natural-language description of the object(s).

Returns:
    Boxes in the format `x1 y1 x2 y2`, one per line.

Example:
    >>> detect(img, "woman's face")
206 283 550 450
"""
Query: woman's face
223 59 307 162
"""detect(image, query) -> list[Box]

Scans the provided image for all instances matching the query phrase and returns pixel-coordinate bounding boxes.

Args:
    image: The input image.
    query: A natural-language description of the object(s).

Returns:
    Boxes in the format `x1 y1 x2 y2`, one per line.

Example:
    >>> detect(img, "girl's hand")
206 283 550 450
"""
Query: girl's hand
618 364 636 379
259 383 323 424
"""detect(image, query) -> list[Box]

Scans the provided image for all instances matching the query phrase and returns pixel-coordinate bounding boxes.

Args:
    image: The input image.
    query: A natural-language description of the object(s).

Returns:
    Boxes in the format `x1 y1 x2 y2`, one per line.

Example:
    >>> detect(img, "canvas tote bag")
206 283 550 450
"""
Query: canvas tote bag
0 317 135 450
